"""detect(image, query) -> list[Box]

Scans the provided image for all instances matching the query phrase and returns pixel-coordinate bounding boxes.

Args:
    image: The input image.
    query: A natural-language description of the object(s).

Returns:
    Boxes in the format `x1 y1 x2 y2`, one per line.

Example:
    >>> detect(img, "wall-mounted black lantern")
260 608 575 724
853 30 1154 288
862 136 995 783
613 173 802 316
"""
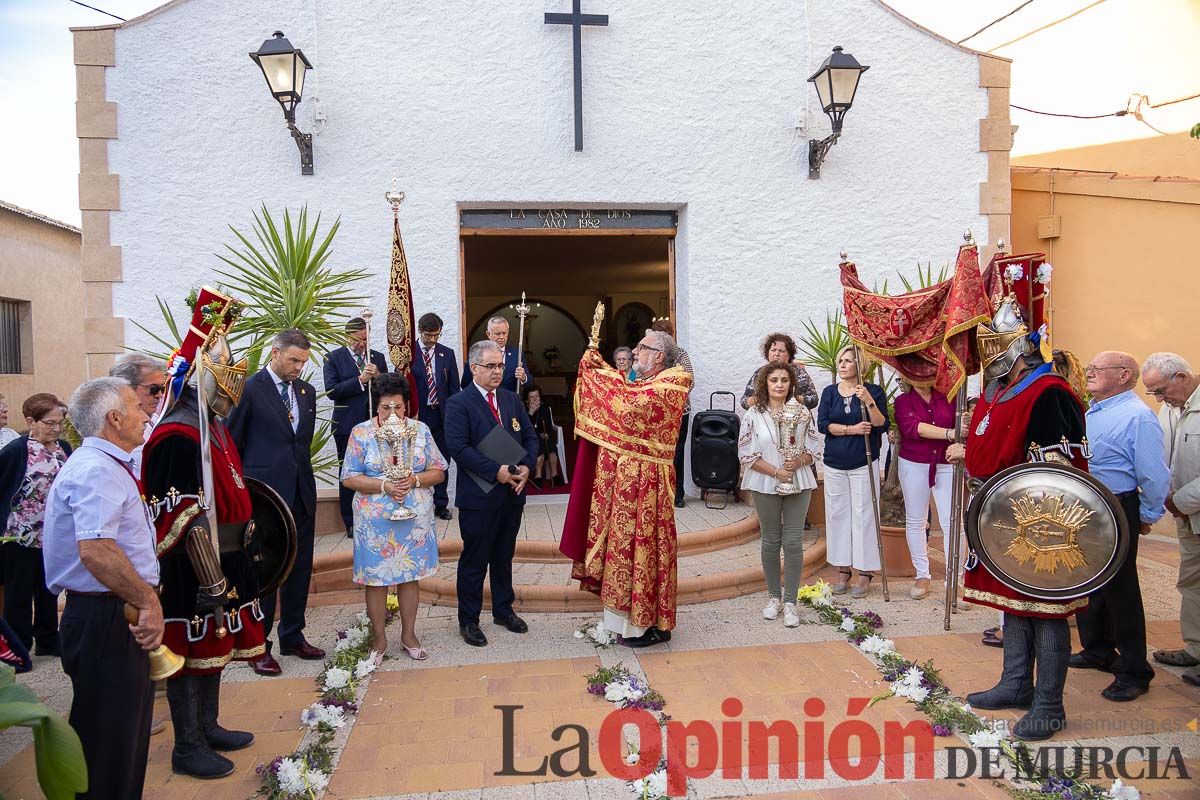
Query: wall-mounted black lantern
806 46 869 179
249 31 315 175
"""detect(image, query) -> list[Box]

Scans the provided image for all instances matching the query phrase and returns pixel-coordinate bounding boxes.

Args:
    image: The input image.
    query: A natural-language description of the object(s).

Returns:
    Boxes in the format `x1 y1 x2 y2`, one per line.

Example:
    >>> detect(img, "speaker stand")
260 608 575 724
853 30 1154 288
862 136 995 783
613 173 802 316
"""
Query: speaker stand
701 489 731 510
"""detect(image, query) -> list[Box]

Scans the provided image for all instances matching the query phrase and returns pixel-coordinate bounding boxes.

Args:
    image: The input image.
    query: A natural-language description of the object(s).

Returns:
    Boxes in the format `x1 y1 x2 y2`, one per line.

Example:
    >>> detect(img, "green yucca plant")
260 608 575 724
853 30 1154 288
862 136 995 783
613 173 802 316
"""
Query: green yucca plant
896 261 950 293
796 310 852 384
216 205 370 372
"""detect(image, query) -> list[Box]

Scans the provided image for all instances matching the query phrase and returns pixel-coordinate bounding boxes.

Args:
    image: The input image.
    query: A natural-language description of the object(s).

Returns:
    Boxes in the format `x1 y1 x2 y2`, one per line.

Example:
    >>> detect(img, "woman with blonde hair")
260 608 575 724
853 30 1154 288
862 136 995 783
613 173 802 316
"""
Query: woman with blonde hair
817 346 888 598
739 364 817 626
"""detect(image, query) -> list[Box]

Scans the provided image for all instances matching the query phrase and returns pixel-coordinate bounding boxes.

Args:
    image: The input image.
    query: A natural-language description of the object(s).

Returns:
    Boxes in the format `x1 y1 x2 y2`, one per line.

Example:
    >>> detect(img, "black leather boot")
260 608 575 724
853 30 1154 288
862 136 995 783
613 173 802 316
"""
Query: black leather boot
199 672 254 751
167 675 236 778
966 614 1034 710
1014 618 1069 741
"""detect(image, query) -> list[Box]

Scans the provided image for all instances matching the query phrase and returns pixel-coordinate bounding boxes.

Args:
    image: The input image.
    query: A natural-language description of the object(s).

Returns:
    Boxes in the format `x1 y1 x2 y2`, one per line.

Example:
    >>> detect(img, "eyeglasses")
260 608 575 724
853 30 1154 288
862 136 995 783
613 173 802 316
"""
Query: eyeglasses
37 419 65 429
1083 365 1126 376
133 383 165 397
635 343 661 352
1144 374 1177 399
474 362 505 371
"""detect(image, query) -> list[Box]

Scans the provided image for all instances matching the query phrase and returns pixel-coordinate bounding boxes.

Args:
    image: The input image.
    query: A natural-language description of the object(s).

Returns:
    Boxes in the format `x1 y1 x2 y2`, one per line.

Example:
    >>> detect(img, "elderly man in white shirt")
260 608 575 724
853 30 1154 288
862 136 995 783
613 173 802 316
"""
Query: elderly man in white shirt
1143 352 1200 687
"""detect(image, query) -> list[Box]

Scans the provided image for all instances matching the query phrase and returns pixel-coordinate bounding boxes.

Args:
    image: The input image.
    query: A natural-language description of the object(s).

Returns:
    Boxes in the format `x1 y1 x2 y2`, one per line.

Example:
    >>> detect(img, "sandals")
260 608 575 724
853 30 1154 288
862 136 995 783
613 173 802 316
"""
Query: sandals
981 627 1003 649
831 568 852 595
850 573 874 599
402 641 428 661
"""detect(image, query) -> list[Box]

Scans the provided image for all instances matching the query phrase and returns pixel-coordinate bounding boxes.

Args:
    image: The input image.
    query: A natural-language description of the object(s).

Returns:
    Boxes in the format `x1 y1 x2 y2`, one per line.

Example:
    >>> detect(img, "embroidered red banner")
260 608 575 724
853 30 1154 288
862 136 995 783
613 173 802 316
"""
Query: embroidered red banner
841 243 992 398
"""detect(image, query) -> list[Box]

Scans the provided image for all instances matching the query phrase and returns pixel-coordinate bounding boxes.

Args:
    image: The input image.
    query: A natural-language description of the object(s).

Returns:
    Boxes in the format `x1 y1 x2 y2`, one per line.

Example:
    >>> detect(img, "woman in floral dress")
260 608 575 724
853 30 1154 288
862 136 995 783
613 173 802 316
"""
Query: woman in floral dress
0 393 71 658
341 373 446 660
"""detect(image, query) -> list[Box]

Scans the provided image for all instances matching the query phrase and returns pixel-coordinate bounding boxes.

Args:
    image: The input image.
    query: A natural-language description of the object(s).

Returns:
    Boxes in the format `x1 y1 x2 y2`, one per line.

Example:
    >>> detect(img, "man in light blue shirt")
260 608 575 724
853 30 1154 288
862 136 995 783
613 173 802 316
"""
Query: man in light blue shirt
42 377 163 799
1070 351 1170 702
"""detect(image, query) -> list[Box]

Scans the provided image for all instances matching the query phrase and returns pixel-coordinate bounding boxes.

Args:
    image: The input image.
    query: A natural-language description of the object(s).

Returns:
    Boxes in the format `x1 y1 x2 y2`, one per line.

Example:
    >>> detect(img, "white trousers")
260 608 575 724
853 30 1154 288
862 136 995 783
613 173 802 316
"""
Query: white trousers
823 464 881 572
898 457 960 580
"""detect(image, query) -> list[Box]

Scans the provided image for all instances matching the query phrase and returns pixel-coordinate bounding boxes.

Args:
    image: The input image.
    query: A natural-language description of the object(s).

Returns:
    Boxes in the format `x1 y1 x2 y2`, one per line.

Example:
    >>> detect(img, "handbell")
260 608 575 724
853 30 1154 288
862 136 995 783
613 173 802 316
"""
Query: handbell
124 603 185 681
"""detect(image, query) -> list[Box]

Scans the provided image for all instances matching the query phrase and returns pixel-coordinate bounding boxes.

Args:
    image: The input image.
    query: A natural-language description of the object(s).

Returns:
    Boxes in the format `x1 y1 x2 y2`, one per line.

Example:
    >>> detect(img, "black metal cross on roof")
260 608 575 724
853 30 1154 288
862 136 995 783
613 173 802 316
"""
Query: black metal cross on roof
544 0 609 152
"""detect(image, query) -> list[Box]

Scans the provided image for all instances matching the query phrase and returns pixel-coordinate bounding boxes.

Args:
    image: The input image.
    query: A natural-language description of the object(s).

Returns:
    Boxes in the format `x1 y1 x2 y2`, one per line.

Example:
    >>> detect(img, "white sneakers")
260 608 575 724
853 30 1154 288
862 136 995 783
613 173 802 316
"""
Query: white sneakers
764 598 800 627
762 598 783 620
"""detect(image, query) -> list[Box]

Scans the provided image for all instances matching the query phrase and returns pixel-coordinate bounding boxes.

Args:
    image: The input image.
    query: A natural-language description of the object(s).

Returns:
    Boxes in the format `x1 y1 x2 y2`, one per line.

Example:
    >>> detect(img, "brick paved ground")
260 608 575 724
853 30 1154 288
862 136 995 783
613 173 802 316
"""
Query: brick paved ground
2 520 1197 799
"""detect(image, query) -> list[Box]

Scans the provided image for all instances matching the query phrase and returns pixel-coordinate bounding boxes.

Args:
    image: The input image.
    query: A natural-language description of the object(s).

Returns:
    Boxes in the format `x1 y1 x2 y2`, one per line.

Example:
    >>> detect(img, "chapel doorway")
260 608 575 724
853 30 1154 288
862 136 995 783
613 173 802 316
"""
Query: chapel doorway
459 208 677 494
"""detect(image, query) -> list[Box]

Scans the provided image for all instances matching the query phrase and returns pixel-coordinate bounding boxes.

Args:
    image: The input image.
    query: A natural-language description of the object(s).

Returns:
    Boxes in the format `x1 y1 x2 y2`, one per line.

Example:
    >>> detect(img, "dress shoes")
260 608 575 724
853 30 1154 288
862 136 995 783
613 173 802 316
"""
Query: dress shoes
34 641 61 658
435 507 453 521
280 639 326 660
1068 652 1113 672
460 623 488 647
1100 680 1147 702
249 653 282 676
620 628 672 648
673 498 686 509
493 614 528 634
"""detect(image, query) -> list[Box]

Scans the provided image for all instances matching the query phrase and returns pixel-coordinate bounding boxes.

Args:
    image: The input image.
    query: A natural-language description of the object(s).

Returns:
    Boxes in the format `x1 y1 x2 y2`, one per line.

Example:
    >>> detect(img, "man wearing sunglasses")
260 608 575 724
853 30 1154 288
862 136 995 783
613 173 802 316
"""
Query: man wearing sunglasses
111 353 167 475
1142 352 1200 688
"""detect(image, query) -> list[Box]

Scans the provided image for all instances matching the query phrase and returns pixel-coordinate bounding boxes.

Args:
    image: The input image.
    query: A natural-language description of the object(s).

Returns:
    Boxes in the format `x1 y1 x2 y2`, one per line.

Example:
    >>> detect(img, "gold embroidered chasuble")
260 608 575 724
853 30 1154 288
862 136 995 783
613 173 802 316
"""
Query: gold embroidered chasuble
564 349 692 631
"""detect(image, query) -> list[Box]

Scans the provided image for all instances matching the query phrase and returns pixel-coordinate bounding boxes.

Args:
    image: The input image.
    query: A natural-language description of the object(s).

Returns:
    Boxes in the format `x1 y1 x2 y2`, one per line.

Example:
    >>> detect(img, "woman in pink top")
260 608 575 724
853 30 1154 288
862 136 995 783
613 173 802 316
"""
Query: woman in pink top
893 382 959 599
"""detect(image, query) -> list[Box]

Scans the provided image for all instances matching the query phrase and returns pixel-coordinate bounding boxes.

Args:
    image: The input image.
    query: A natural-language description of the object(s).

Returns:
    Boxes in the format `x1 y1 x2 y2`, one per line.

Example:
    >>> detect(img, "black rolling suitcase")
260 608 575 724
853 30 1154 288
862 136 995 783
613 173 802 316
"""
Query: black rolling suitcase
689 391 740 509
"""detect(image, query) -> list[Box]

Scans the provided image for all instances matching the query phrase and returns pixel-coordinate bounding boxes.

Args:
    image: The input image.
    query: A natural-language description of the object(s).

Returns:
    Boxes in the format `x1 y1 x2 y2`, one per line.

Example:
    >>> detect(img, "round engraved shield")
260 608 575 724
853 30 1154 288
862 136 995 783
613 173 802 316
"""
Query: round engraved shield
243 477 298 597
966 462 1128 600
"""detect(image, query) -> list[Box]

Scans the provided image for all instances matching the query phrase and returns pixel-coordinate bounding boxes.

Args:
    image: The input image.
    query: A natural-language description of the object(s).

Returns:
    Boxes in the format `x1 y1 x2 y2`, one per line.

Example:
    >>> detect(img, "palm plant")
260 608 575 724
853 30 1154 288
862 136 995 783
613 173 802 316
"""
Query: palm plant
796 310 851 384
216 205 369 372
895 261 949 293
0 664 87 799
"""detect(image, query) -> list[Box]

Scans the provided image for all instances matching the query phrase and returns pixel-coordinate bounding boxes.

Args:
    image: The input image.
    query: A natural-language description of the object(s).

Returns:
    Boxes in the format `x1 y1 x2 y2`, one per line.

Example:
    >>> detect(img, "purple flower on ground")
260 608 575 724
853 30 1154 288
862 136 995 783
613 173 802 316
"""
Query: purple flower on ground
587 684 605 696
257 756 284 776
839 607 853 618
931 723 951 737
861 611 884 629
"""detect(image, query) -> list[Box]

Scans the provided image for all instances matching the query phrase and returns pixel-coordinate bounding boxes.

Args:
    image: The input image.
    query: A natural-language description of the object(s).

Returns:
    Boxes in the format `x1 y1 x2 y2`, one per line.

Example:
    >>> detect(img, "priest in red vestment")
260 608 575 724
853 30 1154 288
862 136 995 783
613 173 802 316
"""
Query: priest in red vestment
947 253 1087 741
560 327 692 648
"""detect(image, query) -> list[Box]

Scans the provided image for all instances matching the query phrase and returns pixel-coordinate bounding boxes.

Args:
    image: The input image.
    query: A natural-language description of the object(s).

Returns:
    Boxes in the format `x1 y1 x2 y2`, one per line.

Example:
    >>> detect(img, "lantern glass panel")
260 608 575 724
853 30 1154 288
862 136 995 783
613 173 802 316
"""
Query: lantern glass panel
259 52 297 97
813 71 833 111
829 68 862 108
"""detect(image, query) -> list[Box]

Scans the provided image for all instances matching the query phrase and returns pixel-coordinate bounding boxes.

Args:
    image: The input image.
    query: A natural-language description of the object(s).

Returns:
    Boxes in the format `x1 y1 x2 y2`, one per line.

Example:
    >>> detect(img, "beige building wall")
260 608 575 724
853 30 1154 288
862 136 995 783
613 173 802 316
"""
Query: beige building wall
0 204 87 423
1011 137 1200 374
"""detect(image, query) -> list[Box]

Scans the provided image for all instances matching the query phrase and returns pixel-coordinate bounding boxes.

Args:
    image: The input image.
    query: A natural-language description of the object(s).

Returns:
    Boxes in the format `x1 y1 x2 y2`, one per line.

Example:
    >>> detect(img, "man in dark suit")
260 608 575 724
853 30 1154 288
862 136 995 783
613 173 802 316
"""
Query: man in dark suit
226 328 324 675
410 312 460 520
460 316 532 394
323 317 388 535
445 340 539 647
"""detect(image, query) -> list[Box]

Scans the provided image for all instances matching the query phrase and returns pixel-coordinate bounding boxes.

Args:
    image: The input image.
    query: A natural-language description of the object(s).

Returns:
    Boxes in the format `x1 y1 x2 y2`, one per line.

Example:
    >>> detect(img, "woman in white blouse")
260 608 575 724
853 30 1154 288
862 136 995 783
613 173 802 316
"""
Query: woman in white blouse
738 364 818 627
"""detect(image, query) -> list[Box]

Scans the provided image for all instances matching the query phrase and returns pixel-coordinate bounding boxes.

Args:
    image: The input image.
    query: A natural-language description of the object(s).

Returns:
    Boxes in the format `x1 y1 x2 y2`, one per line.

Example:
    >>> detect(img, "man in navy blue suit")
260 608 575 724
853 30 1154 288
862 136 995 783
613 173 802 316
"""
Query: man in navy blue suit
445 340 539 647
410 312 460 520
323 318 388 535
226 329 324 675
460 316 531 394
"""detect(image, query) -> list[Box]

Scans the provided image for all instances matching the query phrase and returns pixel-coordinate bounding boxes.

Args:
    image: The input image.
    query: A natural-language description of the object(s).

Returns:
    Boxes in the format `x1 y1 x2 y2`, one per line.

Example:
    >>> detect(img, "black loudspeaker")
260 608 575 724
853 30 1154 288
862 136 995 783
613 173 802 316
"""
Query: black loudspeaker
690 392 740 491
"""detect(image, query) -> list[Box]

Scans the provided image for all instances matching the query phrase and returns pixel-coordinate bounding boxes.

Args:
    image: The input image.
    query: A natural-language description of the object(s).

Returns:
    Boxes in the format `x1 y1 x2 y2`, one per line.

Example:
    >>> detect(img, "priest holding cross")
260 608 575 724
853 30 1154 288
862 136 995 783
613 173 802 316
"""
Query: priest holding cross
560 303 693 647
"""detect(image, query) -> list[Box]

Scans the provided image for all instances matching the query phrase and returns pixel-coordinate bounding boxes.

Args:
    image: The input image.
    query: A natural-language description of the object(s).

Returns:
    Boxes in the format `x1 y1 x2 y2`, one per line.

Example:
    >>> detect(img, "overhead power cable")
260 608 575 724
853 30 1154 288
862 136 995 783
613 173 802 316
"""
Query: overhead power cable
958 0 1036 44
67 0 126 22
986 0 1108 52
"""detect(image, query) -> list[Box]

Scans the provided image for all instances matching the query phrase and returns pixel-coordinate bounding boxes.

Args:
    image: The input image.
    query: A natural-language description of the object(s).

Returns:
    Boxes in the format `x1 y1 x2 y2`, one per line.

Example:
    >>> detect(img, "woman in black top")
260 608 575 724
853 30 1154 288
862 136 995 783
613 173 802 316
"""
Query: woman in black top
525 386 560 488
0 393 72 657
817 346 888 599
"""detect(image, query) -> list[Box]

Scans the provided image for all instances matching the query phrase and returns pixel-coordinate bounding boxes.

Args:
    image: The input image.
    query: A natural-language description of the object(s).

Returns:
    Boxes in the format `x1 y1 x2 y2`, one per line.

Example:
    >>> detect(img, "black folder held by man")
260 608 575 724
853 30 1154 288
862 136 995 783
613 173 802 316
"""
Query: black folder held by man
466 425 531 493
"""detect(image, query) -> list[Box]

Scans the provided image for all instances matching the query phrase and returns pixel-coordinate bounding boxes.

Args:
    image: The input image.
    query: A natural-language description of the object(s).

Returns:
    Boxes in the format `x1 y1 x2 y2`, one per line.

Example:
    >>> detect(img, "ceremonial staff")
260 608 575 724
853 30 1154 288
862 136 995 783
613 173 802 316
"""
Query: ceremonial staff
842 249 890 602
943 231 991 629
515 291 531 392
361 307 375 414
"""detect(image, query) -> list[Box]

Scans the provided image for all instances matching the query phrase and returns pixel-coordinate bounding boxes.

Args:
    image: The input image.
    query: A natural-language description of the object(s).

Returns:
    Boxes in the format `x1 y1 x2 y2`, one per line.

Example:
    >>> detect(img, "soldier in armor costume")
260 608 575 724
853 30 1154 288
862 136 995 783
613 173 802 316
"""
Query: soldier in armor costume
141 288 268 779
947 254 1088 741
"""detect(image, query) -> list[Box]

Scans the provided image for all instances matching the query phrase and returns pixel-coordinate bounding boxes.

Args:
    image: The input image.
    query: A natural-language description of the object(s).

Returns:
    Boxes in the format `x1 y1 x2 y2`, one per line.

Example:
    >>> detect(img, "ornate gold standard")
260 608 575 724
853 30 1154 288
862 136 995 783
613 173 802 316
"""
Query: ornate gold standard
772 397 805 495
965 461 1129 600
375 414 418 521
